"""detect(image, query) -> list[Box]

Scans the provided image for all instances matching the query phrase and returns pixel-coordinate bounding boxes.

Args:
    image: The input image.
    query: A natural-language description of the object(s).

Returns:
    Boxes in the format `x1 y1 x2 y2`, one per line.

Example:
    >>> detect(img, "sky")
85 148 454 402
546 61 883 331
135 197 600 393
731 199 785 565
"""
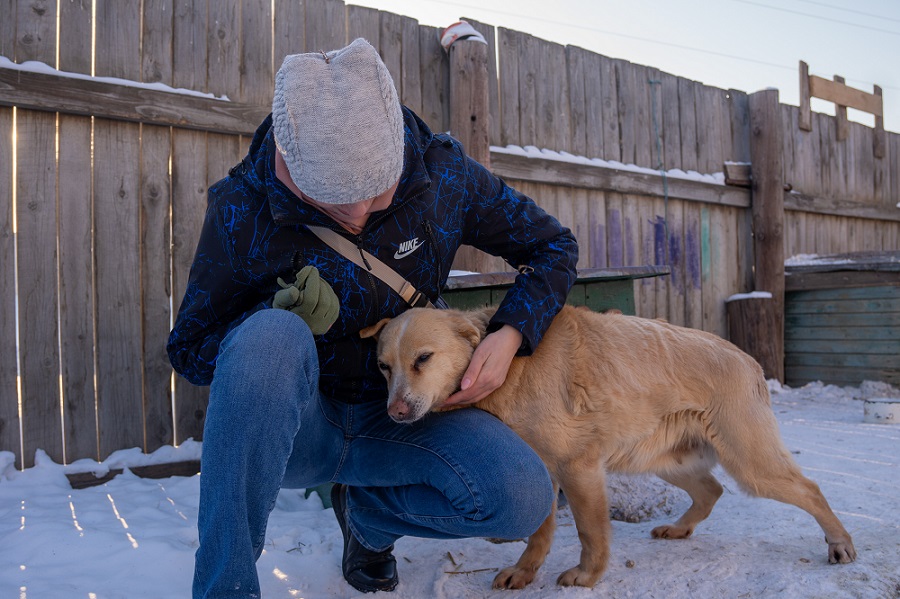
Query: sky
2 380 898 597
350 0 900 134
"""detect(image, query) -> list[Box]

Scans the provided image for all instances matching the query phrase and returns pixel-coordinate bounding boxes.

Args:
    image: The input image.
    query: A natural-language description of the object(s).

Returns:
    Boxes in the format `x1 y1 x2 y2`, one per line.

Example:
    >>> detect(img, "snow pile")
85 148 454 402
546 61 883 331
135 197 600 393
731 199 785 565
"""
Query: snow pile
1 381 898 598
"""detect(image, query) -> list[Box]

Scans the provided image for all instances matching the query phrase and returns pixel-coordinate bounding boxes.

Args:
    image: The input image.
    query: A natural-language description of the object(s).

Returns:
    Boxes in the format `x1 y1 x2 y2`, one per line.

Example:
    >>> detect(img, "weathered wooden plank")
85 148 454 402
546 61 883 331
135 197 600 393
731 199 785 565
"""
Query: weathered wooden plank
58 114 97 462
615 58 636 166
683 202 704 329
93 119 144 459
786 268 900 292
462 19 499 147
418 25 449 134
786 352 897 370
588 190 607 268
0 66 271 135
708 206 730 338
0 0 15 60
517 31 538 147
274 0 307 63
569 187 591 269
489 151 750 207
606 192 624 268
785 312 892 328
58 0 92 74
666 198 686 327
695 84 726 175
631 62 653 169
449 39 490 166
635 194 655 318
16 110 62 467
812 111 832 201
784 192 900 222
700 205 714 332
598 54 620 162
379 11 403 99
623 194 640 274
95 0 141 79
566 45 587 157
241 0 274 105
729 88 751 164
172 129 210 444
0 107 19 465
785 296 900 315
143 0 174 84
497 28 519 147
535 38 569 152
677 77 698 172
634 197 658 318
788 285 898 302
208 0 240 100
141 124 173 452
173 0 208 92
347 5 380 50
207 132 242 184
15 0 56 63
785 324 899 341
306 0 346 53
581 48 604 159
399 14 422 118
659 72 681 170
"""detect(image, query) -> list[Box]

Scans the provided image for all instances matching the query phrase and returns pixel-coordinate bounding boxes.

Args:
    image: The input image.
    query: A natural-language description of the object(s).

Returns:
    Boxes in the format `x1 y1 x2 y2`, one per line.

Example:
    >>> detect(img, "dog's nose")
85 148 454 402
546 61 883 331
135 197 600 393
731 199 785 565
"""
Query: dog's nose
388 400 410 421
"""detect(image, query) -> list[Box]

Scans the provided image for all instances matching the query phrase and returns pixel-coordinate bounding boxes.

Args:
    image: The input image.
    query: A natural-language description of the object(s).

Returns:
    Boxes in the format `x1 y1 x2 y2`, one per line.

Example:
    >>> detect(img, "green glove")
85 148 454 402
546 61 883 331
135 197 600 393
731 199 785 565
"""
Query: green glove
272 266 340 335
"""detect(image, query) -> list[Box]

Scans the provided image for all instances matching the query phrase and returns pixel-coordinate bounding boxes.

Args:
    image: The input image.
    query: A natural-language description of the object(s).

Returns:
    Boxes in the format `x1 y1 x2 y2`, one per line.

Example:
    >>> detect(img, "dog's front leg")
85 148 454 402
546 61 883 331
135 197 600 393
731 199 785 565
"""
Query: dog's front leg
555 466 611 587
492 484 559 590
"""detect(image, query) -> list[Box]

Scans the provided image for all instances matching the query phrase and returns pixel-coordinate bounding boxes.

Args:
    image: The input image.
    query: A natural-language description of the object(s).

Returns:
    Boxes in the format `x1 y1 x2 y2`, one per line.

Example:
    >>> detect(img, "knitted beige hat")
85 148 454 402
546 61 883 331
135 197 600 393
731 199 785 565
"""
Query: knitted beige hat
273 38 404 205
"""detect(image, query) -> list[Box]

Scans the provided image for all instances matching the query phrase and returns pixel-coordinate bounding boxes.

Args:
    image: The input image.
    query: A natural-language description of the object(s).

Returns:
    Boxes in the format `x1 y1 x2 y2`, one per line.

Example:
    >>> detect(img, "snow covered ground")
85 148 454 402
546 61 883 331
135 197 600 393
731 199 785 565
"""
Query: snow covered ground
1 380 898 599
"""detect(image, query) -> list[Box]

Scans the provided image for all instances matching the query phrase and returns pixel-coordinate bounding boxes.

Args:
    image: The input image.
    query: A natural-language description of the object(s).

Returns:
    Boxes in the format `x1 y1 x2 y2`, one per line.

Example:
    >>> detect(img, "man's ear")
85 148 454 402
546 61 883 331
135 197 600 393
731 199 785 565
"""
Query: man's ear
360 318 392 340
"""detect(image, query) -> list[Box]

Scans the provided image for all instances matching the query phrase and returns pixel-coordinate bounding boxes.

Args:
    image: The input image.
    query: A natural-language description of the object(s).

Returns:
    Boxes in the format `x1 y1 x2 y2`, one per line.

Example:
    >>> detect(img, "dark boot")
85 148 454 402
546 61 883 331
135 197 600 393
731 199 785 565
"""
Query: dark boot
331 483 399 593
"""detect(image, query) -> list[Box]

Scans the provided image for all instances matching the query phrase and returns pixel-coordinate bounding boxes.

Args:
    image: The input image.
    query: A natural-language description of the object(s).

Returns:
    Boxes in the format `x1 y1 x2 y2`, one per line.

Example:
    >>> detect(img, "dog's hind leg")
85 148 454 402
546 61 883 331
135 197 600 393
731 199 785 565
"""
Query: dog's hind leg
651 456 723 539
710 381 856 564
492 484 559 590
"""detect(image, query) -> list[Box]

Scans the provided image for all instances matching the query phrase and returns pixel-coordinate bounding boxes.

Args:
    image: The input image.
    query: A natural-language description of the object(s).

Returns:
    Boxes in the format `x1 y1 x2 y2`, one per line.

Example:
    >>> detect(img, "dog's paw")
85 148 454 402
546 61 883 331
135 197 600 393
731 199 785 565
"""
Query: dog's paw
492 566 536 590
650 524 693 539
828 540 857 564
556 565 600 587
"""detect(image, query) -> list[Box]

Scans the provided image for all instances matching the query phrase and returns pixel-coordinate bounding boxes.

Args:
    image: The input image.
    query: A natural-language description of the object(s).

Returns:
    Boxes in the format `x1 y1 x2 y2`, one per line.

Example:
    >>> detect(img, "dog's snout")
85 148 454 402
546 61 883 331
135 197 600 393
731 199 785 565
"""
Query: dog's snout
388 399 412 422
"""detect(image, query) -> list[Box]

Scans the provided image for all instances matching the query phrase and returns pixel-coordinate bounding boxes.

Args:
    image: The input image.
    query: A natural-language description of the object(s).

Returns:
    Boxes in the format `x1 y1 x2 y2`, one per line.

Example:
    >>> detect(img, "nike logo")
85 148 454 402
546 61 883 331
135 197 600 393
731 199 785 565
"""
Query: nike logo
394 238 425 259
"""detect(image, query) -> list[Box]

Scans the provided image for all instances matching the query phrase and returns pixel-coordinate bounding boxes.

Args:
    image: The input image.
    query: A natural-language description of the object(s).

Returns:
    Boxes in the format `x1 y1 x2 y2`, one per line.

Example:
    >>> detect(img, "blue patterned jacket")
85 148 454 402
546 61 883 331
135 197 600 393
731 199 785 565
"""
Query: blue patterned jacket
167 107 578 403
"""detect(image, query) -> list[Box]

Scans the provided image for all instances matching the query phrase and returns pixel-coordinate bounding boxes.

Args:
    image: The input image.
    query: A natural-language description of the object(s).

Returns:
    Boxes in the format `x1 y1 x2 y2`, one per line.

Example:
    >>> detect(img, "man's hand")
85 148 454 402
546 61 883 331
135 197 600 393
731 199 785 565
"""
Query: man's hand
444 324 523 407
272 266 340 335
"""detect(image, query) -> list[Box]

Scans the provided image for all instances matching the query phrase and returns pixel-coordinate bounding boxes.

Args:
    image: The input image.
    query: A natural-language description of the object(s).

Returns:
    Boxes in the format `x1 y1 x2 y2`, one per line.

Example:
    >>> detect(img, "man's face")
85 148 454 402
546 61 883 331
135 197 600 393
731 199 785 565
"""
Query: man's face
300 185 395 222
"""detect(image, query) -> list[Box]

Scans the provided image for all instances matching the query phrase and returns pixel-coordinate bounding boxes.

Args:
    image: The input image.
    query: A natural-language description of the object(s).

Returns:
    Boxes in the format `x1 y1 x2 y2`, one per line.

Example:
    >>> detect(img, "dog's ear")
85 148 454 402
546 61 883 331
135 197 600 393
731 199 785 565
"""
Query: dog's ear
360 318 391 340
455 319 483 349
451 309 491 349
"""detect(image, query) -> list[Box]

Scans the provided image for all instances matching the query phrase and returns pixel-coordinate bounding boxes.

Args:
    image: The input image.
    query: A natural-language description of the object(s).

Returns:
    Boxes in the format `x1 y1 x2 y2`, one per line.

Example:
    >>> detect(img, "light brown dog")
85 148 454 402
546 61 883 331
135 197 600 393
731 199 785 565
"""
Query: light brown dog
360 305 856 589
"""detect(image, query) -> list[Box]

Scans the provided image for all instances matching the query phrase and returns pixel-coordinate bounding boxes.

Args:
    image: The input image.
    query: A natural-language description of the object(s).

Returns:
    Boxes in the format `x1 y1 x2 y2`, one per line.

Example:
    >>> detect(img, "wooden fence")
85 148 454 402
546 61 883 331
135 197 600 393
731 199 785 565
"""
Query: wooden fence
0 0 897 468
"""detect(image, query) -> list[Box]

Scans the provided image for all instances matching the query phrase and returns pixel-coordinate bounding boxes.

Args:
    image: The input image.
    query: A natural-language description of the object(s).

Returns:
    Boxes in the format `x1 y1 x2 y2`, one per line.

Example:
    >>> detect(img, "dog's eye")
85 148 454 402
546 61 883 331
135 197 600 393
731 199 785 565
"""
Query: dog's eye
377 361 391 373
414 353 432 368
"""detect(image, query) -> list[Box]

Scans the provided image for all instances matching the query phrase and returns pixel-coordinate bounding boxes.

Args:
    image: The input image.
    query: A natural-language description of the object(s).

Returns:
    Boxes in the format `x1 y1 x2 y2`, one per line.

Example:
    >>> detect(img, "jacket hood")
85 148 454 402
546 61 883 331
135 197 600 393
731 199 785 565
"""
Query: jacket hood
243 107 436 226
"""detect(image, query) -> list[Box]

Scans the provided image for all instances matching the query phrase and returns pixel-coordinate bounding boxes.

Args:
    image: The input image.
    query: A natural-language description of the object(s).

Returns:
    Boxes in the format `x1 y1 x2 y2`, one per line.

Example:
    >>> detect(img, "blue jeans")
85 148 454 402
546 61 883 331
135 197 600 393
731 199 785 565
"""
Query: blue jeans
193 309 554 598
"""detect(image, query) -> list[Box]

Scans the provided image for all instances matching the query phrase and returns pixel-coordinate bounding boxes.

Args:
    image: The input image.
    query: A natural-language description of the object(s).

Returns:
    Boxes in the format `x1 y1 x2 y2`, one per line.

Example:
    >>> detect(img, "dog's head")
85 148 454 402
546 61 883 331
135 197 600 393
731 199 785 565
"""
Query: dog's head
360 308 491 423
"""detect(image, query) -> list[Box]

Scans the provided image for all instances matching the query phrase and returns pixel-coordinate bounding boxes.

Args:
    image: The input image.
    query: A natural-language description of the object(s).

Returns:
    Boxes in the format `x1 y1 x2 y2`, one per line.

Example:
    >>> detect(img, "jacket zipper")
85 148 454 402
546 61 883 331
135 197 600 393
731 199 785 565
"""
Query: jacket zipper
422 220 443 298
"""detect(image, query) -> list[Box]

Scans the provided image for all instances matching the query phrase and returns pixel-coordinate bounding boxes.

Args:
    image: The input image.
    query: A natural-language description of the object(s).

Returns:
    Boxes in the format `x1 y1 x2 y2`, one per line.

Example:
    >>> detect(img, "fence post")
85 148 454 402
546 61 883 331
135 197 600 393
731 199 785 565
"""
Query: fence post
449 38 490 168
744 89 785 381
